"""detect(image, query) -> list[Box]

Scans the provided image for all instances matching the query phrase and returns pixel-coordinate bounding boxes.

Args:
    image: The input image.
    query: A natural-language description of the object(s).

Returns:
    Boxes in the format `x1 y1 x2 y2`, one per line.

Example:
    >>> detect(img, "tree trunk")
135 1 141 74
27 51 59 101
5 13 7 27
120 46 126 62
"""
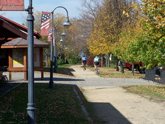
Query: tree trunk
106 53 110 67
106 54 108 67
65 56 67 64
115 56 119 71
132 63 134 76
106 54 107 67
101 54 103 67
46 55 48 67
120 61 124 73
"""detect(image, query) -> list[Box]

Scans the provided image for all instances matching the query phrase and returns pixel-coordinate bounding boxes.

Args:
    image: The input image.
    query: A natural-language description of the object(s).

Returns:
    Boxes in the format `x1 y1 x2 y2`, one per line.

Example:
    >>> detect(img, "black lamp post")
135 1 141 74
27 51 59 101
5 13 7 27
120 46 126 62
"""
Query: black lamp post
49 6 72 88
26 0 36 123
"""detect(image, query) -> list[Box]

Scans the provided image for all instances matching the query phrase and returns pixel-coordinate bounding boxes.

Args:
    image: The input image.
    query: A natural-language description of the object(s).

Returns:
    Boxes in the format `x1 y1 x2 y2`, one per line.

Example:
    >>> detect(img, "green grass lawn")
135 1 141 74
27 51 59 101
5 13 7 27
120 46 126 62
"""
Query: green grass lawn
87 66 145 79
0 83 102 124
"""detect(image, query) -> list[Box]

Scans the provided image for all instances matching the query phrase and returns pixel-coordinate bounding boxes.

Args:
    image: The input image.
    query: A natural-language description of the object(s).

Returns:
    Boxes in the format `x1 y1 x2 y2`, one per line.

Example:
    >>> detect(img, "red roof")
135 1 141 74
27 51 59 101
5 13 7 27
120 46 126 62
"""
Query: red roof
0 15 41 39
0 19 27 40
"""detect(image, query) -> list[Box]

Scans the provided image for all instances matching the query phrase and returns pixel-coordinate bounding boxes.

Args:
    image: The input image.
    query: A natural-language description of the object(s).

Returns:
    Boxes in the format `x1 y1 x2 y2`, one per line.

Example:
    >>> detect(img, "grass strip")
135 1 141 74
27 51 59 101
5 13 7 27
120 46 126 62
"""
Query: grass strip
87 67 145 79
123 85 165 101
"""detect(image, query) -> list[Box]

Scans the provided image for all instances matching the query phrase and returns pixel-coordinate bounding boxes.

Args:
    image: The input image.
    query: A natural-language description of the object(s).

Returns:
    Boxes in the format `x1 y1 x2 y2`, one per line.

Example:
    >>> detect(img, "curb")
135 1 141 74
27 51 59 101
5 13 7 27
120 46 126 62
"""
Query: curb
73 87 93 123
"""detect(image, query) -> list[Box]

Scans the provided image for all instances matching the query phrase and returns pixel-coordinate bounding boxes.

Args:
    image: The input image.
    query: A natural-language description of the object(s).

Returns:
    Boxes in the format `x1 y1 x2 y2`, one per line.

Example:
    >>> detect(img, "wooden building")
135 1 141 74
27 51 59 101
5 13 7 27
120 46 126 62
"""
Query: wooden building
0 15 49 80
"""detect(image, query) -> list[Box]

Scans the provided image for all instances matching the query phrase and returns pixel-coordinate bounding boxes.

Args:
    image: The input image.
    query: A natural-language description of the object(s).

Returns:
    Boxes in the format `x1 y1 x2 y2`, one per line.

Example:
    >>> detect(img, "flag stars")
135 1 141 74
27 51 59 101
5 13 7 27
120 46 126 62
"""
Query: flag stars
41 14 50 22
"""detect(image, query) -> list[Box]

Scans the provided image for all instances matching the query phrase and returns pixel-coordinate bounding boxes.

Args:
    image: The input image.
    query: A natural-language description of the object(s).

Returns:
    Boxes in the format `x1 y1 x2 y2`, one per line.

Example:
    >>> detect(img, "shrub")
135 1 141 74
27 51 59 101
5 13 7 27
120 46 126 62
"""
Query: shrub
67 56 80 64
58 59 65 65
87 55 94 67
87 55 101 67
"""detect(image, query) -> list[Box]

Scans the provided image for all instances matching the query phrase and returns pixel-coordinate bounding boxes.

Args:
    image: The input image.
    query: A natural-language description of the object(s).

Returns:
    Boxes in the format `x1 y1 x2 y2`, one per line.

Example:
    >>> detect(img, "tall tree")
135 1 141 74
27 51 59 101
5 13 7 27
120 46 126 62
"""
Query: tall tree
137 0 165 69
78 0 102 56
87 0 136 71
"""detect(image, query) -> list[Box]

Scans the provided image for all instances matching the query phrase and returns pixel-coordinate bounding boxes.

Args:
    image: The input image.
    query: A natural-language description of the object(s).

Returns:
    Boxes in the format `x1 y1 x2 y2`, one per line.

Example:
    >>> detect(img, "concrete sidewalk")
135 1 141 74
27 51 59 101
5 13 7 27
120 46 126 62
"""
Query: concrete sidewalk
69 66 165 124
82 86 165 124
70 65 100 78
70 65 165 124
3 65 98 82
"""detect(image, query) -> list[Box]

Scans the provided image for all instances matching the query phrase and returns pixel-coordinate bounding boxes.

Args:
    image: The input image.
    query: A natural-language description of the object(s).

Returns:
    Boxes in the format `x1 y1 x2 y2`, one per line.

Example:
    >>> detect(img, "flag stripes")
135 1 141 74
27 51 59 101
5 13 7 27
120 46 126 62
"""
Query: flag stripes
40 11 51 36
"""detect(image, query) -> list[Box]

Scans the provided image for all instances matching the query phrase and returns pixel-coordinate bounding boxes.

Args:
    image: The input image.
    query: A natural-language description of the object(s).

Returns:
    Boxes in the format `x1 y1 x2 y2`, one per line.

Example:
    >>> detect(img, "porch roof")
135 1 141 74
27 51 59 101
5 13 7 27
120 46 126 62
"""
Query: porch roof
1 38 49 48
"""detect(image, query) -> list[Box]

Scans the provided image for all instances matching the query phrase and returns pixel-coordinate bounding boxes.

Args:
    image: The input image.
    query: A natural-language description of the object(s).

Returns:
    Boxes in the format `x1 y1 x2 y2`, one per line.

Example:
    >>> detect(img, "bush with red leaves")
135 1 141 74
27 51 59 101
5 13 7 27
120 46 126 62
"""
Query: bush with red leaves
87 55 101 67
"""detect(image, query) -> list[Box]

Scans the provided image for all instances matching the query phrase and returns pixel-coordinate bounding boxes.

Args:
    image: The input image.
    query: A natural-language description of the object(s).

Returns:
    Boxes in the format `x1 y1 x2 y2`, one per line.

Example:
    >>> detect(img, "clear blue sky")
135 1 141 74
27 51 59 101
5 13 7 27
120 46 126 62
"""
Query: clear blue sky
0 0 81 24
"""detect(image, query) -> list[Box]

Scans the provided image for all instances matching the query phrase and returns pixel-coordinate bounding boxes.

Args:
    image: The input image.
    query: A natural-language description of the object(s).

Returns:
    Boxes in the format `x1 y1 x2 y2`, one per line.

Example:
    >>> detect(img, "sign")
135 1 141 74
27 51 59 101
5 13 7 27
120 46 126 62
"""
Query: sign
13 49 24 67
0 0 24 11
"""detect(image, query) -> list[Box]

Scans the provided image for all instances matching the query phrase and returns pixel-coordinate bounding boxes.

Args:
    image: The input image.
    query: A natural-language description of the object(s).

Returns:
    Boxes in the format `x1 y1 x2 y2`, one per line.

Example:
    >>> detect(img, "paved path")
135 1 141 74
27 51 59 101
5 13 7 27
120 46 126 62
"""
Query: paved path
3 65 159 87
70 65 100 78
70 65 165 124
2 65 165 124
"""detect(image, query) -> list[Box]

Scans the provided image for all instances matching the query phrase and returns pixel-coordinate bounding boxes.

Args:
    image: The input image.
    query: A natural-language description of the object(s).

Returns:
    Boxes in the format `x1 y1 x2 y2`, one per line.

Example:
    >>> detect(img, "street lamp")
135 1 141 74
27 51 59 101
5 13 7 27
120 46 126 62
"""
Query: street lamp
54 32 64 73
49 6 72 88
54 23 67 73
25 0 36 123
60 36 64 42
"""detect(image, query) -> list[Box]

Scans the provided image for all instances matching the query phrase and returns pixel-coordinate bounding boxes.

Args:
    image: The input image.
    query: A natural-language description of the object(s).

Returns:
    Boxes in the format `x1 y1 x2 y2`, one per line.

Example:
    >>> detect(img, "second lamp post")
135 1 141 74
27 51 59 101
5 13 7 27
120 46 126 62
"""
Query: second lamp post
49 6 72 88
54 23 67 73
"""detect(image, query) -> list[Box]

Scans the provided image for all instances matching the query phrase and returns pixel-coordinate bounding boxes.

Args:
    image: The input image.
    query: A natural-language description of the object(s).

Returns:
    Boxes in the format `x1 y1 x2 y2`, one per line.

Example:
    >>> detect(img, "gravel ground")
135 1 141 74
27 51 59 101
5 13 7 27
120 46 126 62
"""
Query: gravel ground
1 65 165 124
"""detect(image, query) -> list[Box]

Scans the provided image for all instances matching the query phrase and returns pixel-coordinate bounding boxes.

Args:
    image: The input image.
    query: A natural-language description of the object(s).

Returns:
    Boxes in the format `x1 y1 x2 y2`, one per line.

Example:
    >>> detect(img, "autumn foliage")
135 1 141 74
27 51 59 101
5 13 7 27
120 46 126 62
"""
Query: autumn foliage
87 0 165 69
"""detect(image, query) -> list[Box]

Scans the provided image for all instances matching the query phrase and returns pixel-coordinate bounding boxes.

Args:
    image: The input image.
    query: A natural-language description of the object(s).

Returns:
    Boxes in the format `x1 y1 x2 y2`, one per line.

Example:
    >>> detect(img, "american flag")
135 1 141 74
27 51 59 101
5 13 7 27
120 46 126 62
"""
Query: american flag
40 11 51 36
48 27 53 42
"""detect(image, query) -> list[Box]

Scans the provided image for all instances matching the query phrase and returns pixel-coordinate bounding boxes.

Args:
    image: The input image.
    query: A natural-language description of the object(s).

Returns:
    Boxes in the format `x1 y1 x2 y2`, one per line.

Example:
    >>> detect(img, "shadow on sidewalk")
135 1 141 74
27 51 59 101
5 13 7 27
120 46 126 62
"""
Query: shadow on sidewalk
44 67 75 76
75 85 131 124
34 77 85 82
90 102 131 124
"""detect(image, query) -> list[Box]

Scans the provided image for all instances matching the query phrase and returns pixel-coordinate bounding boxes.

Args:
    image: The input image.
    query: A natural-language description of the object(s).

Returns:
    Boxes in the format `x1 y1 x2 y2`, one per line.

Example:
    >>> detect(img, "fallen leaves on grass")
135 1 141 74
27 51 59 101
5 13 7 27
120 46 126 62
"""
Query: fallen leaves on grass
0 84 90 124
123 85 165 101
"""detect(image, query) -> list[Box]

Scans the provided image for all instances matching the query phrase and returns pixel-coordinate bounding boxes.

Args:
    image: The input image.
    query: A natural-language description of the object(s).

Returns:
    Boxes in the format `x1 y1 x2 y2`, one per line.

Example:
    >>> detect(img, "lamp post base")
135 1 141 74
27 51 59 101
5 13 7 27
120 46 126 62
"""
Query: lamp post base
27 103 36 124
49 61 54 88
49 81 54 88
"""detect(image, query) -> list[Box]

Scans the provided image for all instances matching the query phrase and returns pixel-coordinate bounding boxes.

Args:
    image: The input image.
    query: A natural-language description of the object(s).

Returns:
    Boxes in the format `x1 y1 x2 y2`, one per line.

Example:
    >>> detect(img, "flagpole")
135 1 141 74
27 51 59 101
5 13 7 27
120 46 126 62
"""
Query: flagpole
26 0 36 123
